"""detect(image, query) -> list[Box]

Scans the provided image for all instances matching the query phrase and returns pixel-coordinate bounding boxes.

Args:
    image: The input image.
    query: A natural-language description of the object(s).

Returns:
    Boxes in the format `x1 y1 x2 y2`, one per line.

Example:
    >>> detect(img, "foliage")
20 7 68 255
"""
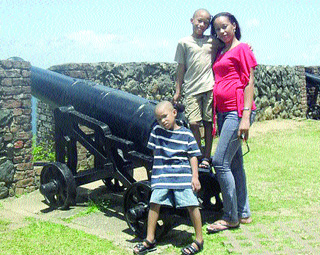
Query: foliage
32 138 55 162
62 199 107 223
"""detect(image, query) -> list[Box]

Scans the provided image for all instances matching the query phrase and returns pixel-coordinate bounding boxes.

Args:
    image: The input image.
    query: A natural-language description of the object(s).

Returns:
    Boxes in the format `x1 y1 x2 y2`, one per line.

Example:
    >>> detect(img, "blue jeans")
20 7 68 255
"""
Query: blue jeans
212 111 256 223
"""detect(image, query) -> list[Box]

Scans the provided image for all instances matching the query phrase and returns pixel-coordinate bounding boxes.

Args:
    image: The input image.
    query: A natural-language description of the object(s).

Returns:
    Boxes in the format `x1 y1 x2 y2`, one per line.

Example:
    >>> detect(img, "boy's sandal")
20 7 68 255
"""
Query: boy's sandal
181 240 204 255
133 239 157 254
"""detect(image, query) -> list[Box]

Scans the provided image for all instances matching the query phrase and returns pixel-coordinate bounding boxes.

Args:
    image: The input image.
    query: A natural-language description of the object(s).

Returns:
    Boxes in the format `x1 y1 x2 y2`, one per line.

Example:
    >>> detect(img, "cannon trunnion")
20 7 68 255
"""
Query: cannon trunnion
31 66 222 238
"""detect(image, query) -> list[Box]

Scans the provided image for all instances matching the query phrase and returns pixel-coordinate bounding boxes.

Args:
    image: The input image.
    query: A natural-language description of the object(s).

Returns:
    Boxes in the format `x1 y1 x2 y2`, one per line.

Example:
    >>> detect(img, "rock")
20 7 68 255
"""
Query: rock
280 110 288 119
0 182 9 199
0 159 15 183
264 106 273 120
6 143 14 160
273 102 282 115
0 109 13 127
260 95 269 108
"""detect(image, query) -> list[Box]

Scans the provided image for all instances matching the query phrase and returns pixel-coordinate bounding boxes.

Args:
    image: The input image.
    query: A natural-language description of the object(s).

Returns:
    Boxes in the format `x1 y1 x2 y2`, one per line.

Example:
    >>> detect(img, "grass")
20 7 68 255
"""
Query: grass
0 218 10 233
198 119 320 254
62 199 106 223
0 217 128 255
0 119 319 254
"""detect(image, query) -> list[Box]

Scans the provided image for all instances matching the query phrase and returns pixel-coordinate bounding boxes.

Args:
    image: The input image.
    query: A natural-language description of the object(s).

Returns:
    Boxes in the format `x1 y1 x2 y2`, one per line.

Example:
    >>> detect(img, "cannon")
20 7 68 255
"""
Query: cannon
31 66 222 238
305 72 320 120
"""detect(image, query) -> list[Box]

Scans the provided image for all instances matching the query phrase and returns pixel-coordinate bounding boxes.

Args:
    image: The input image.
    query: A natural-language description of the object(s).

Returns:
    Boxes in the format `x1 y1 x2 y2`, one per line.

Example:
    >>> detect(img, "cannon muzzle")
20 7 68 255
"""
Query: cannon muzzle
306 72 320 88
31 66 157 153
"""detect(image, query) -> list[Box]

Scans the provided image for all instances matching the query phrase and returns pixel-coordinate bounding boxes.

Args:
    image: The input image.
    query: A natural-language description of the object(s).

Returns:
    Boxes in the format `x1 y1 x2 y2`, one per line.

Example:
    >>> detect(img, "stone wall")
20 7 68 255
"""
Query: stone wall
49 62 177 100
38 62 309 120
36 100 55 152
254 65 307 121
0 60 35 198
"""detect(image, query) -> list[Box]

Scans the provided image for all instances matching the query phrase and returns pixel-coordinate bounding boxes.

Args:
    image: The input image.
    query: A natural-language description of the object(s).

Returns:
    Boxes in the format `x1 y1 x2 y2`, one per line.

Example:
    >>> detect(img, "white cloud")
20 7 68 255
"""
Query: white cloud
301 39 320 65
282 32 291 40
65 30 125 51
63 30 171 53
156 39 170 48
1 29 176 67
245 18 260 29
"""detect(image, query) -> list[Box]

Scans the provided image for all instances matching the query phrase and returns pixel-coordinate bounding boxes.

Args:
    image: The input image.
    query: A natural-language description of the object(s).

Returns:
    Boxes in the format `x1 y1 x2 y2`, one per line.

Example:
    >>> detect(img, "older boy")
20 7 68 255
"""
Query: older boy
173 9 222 169
133 101 204 254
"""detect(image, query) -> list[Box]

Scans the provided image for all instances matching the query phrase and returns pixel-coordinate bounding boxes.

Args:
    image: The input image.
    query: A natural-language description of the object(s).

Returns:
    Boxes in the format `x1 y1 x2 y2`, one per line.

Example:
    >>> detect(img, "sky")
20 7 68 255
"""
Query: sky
1 0 320 69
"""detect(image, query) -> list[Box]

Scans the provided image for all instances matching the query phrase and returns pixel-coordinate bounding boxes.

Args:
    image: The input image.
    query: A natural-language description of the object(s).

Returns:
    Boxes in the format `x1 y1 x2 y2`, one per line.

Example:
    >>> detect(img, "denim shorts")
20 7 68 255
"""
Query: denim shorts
150 188 199 208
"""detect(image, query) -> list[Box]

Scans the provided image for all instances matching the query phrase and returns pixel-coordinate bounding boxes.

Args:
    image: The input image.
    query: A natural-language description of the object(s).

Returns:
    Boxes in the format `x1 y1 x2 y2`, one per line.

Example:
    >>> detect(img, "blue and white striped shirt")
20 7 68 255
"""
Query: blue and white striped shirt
147 125 201 190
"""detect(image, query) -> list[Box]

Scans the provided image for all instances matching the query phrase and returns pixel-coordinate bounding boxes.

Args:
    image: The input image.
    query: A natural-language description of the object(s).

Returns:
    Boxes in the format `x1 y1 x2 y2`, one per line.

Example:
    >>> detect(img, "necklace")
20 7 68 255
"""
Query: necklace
220 47 230 55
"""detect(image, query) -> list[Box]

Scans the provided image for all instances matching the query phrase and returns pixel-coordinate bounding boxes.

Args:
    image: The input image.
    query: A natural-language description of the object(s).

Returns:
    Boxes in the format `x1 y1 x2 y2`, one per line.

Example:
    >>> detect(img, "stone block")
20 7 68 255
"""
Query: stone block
13 156 24 163
22 70 31 77
2 99 22 108
14 187 25 196
0 109 13 127
13 108 23 116
3 69 21 78
3 133 13 142
0 182 9 199
15 177 34 188
14 171 26 181
0 159 15 182
1 78 13 86
16 131 32 140
15 162 33 171
14 140 24 149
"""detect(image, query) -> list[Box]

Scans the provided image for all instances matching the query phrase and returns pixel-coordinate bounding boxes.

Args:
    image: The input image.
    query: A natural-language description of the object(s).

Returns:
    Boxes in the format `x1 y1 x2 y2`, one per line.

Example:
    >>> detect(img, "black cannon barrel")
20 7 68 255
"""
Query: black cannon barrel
306 72 320 88
31 66 157 151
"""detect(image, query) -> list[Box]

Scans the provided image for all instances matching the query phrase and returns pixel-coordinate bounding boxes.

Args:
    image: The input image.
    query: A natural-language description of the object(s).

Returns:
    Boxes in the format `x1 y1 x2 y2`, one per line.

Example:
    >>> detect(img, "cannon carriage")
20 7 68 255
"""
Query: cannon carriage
31 66 222 238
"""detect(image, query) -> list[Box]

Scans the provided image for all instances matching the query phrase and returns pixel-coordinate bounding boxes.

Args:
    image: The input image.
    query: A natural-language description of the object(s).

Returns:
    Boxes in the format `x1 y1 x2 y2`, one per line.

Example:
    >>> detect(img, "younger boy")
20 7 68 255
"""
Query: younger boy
133 101 204 254
173 9 223 169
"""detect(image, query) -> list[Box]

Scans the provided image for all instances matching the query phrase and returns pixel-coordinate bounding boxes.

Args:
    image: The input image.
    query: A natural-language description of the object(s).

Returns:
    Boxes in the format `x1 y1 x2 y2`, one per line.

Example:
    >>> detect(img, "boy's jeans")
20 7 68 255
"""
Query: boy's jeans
212 111 256 223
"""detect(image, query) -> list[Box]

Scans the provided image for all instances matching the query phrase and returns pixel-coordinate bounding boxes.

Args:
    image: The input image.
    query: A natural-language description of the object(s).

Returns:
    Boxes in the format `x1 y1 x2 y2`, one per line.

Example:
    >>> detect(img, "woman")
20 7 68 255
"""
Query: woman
207 12 257 233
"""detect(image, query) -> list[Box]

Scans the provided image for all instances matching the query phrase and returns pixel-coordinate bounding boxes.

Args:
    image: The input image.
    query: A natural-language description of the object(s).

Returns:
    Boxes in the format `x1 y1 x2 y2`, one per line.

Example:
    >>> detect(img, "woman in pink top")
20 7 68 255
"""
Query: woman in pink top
207 12 257 233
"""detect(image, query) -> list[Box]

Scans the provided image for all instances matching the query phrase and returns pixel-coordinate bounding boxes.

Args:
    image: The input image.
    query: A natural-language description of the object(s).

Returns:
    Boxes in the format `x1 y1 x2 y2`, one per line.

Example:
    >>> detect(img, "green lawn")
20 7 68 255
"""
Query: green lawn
198 119 320 254
0 119 319 254
0 217 128 255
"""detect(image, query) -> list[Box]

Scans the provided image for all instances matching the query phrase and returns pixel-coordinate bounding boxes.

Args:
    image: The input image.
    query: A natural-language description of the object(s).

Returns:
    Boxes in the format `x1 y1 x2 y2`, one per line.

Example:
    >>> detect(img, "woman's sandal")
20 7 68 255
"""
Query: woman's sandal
133 239 157 254
239 217 253 224
206 220 240 234
181 240 204 255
